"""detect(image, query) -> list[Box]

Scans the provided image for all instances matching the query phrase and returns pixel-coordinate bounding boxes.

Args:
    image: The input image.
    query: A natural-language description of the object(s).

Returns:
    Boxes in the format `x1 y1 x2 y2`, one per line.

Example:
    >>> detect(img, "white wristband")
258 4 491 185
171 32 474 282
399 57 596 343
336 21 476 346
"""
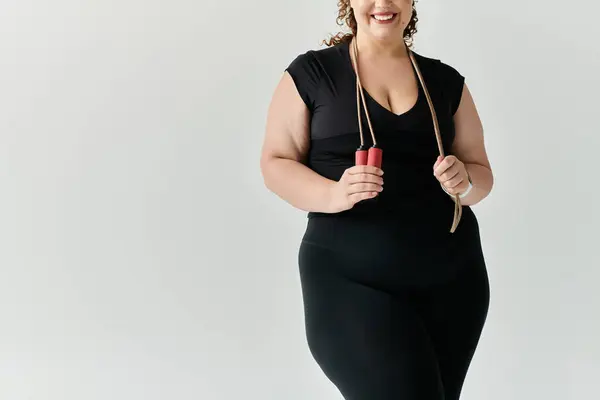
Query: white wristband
458 180 473 198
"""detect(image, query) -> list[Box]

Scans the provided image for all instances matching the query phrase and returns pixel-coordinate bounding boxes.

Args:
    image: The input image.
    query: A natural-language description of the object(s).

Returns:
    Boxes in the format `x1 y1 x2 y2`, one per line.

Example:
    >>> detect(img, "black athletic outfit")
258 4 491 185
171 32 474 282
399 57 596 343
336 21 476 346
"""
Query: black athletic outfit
286 40 490 400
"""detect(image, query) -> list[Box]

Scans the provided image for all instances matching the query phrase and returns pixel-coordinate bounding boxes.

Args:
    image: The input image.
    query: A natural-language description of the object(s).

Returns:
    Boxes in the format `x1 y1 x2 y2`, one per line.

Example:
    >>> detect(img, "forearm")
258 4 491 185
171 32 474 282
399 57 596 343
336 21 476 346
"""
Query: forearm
261 157 335 213
460 163 494 206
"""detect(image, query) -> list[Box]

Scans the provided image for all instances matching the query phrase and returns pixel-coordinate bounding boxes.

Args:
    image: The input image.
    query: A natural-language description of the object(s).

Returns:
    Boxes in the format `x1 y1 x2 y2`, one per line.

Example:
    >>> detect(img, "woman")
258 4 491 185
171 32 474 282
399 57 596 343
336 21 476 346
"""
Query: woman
260 0 494 398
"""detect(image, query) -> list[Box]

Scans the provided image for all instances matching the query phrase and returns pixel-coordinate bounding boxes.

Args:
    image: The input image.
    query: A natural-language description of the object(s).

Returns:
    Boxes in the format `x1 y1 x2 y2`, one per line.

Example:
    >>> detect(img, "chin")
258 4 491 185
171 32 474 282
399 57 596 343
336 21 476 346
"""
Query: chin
370 30 402 42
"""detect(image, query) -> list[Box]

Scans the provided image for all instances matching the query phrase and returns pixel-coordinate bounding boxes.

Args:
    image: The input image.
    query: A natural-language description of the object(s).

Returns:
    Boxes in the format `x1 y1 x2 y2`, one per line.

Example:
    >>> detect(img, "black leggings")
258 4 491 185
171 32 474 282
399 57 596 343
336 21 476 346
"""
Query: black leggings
297 216 490 400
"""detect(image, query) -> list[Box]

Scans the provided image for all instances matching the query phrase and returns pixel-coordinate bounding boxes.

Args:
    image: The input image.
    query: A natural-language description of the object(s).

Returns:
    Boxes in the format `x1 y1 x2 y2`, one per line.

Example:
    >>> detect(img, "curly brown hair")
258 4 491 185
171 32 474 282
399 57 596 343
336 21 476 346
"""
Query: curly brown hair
321 0 419 48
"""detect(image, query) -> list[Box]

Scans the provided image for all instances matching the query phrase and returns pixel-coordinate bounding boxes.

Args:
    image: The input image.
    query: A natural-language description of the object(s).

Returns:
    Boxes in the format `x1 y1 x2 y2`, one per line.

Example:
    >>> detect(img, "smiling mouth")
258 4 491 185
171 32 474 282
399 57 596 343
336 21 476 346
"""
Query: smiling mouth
371 13 398 22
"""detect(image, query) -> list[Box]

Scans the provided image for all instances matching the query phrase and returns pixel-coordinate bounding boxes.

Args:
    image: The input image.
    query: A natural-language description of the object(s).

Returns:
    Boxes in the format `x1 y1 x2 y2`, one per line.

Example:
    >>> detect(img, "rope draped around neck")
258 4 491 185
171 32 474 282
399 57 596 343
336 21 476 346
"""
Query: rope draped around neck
349 37 463 233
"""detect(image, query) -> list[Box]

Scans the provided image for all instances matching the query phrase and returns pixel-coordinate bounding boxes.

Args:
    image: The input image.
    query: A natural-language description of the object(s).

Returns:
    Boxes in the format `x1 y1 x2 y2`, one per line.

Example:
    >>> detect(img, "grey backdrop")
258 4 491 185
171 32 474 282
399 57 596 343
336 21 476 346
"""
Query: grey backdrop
1 0 599 399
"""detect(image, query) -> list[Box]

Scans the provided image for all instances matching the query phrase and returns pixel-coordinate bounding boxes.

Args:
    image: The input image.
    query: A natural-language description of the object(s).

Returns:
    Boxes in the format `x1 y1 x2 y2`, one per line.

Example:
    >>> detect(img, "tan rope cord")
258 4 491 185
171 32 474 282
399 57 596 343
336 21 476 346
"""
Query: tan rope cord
356 80 364 147
351 43 377 147
349 37 462 233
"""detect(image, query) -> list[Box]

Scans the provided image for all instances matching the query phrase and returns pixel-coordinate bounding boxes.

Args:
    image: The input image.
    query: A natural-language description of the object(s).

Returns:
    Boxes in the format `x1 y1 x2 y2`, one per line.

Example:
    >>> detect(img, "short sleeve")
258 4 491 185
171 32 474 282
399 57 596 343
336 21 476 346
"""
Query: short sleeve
284 51 322 112
438 61 465 116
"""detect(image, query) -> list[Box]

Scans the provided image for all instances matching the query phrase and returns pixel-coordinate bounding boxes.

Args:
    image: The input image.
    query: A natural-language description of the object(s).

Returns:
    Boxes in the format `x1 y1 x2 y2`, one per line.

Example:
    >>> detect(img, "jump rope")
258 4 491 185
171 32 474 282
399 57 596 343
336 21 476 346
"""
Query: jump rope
349 37 463 233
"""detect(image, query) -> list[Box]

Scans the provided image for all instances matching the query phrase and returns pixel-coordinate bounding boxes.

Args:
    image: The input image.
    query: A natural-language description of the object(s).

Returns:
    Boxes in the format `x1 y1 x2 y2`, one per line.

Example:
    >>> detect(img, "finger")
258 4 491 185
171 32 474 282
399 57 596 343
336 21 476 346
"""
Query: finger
433 156 457 177
348 165 384 176
439 165 461 183
445 174 464 189
444 185 458 195
348 173 384 185
347 182 383 194
433 161 446 177
433 155 443 170
445 181 466 195
349 191 378 205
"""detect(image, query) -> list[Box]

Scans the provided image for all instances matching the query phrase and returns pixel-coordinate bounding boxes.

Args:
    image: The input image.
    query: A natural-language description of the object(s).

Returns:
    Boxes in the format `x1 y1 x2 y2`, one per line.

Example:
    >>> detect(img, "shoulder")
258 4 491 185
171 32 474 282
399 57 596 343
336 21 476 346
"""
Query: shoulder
411 50 464 83
411 50 466 115
286 42 346 77
284 43 347 109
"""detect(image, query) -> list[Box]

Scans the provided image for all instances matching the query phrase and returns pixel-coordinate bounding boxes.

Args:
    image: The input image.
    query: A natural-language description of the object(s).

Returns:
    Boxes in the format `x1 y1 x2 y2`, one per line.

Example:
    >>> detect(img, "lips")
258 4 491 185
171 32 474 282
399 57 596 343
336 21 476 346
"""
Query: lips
371 13 398 23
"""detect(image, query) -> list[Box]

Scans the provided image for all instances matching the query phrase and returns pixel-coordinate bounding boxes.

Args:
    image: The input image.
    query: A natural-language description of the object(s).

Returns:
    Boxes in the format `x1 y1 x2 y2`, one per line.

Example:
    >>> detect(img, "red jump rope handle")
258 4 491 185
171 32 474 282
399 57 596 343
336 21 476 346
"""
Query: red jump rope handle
355 149 368 166
367 147 382 168
355 146 382 168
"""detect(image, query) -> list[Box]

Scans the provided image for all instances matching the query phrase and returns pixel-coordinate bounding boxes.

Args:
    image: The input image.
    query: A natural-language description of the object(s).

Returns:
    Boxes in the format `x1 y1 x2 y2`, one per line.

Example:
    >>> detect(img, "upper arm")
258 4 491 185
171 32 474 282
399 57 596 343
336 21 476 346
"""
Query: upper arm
260 71 311 166
452 82 492 171
260 51 320 167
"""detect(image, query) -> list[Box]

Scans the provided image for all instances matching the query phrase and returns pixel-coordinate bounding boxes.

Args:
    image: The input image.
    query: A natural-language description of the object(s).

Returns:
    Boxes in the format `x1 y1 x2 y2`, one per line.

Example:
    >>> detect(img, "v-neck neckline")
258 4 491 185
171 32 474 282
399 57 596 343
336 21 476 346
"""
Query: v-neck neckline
343 40 424 120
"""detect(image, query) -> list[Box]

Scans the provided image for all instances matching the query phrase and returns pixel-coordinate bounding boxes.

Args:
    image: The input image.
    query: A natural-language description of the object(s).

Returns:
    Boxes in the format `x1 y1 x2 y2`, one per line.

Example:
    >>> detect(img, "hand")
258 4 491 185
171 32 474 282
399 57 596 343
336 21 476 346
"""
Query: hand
433 155 469 196
328 165 384 213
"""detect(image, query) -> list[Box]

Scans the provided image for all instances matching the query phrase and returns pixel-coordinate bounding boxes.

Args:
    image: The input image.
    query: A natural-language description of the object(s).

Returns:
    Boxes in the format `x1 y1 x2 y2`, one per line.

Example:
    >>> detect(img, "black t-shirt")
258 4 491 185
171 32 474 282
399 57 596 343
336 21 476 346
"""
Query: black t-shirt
285 40 475 236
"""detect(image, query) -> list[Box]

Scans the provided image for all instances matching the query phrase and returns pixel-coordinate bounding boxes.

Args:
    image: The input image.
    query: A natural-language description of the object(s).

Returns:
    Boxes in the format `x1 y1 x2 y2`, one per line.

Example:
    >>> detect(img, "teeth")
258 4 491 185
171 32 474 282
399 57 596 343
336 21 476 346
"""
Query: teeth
373 14 394 21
